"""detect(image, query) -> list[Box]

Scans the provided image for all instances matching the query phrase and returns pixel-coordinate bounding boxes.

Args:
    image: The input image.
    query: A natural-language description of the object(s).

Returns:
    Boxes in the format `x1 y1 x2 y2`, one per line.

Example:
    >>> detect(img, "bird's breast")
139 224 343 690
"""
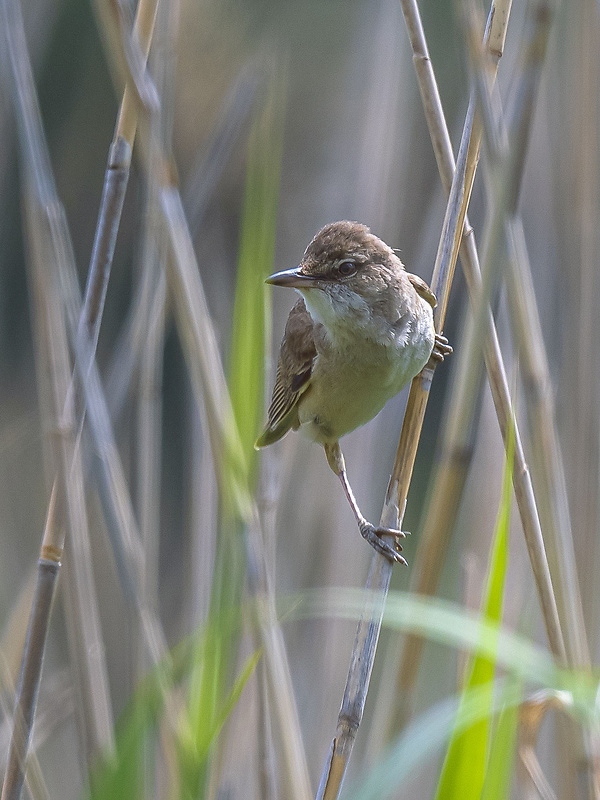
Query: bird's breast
297 322 433 443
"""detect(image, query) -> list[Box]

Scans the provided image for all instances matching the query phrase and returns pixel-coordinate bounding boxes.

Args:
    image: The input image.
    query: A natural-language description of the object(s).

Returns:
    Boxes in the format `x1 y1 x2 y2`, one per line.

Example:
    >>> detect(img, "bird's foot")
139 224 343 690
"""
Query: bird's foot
358 521 408 565
431 333 453 363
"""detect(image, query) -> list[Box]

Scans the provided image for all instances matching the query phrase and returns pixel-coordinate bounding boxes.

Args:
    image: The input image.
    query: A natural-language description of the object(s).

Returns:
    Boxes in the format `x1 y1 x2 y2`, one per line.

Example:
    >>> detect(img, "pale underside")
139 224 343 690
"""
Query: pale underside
256 276 435 448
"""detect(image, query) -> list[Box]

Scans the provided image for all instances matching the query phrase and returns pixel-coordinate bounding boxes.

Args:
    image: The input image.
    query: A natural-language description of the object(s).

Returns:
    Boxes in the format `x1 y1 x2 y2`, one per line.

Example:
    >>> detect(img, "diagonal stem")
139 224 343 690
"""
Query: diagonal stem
1 0 163 793
94 9 313 793
318 0 564 798
316 3 515 798
395 0 583 715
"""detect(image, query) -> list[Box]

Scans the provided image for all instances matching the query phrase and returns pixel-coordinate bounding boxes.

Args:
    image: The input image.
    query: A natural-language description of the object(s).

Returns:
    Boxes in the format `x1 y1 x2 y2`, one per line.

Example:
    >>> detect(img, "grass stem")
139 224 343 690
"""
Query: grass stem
315 4 514 797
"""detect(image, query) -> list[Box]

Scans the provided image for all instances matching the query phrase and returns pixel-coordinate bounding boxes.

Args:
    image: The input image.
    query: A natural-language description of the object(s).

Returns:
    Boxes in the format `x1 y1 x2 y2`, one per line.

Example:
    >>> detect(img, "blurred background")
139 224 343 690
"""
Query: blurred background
1 0 599 798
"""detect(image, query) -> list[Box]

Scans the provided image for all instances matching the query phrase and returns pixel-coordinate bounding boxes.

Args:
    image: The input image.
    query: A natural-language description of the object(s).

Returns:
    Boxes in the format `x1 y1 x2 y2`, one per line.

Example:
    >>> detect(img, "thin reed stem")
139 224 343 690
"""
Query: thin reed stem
458 0 564 662
102 63 258 428
157 183 313 800
1 0 172 789
80 0 158 354
389 0 584 733
315 3 514 797
95 6 314 792
1 0 117 789
1 493 60 800
505 218 588 665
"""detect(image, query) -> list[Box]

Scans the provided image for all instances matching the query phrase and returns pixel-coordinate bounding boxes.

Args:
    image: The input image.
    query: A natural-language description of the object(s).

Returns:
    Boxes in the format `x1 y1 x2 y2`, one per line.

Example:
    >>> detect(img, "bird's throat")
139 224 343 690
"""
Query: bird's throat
299 286 397 349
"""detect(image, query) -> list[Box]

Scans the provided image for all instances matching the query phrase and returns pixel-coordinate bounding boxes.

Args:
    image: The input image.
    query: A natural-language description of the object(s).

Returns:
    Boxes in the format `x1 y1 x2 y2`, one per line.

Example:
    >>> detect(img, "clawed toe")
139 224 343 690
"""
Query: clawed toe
431 333 453 363
372 525 406 540
359 522 408 565
335 455 409 564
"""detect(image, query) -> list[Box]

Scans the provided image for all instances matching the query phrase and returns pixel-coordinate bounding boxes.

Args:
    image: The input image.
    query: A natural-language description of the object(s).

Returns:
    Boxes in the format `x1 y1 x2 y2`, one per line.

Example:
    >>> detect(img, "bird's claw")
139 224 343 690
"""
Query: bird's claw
431 333 453 363
359 521 408 565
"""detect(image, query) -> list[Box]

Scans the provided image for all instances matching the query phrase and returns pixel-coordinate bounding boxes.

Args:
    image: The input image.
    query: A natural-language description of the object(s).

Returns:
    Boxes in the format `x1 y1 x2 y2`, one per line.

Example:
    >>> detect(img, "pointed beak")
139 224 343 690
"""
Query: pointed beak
265 266 317 288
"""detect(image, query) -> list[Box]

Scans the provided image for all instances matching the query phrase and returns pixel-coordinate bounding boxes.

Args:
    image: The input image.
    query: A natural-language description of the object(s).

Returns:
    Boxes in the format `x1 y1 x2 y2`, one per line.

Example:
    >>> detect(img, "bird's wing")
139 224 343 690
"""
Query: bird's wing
255 298 317 448
407 272 437 309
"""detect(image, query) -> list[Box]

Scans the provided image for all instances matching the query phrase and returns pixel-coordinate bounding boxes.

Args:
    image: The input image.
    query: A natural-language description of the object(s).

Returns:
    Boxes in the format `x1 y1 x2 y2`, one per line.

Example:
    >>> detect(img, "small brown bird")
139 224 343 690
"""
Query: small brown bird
256 221 450 563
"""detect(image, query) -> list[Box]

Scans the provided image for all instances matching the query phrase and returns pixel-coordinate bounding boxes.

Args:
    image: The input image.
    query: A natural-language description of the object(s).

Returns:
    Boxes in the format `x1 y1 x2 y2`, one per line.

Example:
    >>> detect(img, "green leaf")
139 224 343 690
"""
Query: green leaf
346 680 525 800
87 614 258 800
177 628 261 797
481 684 521 800
87 645 185 800
213 647 262 738
433 419 514 800
292 588 558 687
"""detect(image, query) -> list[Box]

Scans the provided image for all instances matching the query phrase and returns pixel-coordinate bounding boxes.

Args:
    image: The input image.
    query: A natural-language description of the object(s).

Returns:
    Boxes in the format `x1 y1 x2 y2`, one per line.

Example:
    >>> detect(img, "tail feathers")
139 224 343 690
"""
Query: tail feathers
254 412 296 450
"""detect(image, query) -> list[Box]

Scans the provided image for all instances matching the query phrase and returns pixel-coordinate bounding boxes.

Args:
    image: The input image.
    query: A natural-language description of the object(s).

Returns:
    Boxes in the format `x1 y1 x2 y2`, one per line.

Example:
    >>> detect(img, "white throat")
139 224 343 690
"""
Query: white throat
299 286 395 347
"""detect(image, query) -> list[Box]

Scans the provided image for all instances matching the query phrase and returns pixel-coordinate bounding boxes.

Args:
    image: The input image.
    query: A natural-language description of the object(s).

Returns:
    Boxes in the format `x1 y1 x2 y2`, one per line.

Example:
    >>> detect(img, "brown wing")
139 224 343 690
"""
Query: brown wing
407 272 437 309
255 298 317 448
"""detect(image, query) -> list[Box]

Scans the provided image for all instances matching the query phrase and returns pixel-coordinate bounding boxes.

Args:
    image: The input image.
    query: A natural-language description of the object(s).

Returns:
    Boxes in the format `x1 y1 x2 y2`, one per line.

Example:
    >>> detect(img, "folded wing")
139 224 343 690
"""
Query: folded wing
255 298 317 448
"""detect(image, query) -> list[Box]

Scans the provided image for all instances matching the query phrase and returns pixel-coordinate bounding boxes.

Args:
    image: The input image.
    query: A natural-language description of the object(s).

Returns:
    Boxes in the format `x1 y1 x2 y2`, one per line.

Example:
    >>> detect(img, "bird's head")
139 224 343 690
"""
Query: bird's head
266 221 406 332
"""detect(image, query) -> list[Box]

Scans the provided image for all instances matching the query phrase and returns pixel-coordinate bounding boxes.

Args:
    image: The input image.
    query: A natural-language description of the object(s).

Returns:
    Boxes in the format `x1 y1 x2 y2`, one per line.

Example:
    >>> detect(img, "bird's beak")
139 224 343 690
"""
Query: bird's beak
265 266 317 288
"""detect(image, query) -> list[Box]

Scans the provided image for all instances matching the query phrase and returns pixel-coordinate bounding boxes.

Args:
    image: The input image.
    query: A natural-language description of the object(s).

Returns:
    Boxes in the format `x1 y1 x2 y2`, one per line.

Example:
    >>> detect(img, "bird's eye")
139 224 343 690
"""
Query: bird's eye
337 260 356 277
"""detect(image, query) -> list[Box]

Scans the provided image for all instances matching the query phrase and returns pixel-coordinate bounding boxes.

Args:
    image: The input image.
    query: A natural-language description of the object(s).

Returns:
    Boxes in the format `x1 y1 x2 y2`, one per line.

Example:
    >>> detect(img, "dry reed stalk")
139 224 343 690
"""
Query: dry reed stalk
1 492 60 800
67 309 180 695
248 456 280 799
135 0 176 664
315 4 513 798
517 690 576 800
157 184 312 800
426 6 596 795
255 647 278 800
135 262 166 617
188 413 218 627
51 0 159 593
77 0 158 381
2 0 182 789
11 137 111 796
387 0 583 734
499 35 596 792
387 0 509 727
457 0 564 662
556 1 600 666
103 65 258 429
95 4 311 790
0 0 118 792
505 218 588 665
1 691 53 800
0 663 71 800
133 7 174 796
381 356 487 734
8 176 117 784
53 0 186 690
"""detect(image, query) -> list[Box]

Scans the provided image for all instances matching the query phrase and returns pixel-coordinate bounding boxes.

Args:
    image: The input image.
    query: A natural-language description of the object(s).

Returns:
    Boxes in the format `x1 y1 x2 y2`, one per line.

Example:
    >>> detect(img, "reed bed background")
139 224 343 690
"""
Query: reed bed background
0 0 599 798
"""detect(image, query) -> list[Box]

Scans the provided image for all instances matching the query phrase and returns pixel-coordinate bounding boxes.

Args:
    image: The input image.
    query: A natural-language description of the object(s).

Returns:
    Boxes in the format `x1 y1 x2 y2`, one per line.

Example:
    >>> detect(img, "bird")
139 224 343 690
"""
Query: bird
255 221 451 564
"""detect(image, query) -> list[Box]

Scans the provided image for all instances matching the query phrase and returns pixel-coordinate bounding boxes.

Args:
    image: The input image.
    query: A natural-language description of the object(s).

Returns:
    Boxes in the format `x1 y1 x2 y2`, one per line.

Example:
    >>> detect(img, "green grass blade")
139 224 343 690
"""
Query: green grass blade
212 647 262 739
87 645 185 800
87 613 258 800
480 684 522 800
177 634 261 797
345 680 525 800
189 71 285 796
433 421 514 800
228 68 285 489
293 588 558 687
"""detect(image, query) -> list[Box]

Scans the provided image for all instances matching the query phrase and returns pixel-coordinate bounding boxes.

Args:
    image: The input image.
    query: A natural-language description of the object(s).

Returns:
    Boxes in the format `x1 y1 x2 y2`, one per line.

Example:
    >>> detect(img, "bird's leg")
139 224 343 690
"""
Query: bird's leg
430 333 453 363
324 441 407 565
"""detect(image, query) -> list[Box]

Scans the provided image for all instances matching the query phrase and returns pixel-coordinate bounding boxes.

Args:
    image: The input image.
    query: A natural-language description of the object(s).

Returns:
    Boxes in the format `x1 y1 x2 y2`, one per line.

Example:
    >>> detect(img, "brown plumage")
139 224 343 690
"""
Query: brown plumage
256 221 450 563
256 298 316 446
